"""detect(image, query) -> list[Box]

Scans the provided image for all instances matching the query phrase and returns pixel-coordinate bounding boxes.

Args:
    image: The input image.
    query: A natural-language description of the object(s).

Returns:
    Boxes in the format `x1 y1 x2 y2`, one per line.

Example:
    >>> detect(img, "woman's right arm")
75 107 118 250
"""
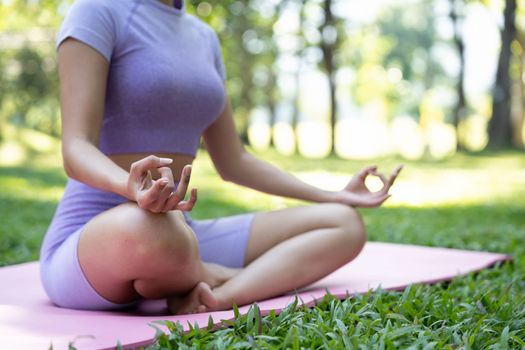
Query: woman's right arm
58 38 130 197
58 38 196 212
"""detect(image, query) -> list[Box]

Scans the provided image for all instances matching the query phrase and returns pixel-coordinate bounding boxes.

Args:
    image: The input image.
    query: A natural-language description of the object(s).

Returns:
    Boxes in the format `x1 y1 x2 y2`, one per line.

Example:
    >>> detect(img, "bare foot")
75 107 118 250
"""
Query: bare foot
167 282 219 315
203 263 241 288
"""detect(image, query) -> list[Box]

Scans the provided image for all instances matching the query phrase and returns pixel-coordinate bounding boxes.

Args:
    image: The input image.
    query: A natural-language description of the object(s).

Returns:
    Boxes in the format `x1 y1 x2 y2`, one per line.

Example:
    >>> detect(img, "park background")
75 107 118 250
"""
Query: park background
0 0 524 348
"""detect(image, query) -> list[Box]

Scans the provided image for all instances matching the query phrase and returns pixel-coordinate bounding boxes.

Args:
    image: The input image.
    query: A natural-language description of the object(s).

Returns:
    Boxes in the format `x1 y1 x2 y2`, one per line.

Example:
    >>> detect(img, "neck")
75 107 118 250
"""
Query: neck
159 0 183 9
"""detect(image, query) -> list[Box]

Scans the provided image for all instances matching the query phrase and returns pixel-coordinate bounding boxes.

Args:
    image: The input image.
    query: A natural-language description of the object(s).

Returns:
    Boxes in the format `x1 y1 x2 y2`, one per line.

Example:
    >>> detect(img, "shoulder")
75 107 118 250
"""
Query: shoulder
57 0 134 61
62 0 132 26
184 14 219 42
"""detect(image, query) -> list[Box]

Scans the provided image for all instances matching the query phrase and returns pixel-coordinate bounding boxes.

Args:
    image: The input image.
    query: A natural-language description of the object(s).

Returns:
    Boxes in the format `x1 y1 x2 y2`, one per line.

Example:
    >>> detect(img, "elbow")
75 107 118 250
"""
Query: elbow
62 148 74 179
217 166 234 182
61 141 79 180
215 150 249 183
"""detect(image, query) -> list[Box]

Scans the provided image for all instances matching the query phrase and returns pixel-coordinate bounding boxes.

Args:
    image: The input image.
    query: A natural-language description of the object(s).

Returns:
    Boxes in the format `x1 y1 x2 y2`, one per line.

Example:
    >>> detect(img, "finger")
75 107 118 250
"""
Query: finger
357 165 377 180
139 177 169 209
174 165 192 198
130 155 173 183
176 188 198 212
158 166 175 185
152 181 176 213
153 167 176 212
164 190 183 212
386 164 404 188
163 166 193 211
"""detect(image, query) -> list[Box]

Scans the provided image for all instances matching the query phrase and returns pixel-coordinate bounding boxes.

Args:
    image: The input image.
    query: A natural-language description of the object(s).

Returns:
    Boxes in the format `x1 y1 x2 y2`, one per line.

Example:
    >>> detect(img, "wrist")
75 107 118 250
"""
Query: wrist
111 177 133 200
317 189 341 203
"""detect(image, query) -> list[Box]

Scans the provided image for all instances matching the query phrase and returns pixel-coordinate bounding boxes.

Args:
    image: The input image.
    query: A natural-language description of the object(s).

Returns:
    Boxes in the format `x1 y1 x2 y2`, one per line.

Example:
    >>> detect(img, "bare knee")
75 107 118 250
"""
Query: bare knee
114 203 200 272
324 203 367 256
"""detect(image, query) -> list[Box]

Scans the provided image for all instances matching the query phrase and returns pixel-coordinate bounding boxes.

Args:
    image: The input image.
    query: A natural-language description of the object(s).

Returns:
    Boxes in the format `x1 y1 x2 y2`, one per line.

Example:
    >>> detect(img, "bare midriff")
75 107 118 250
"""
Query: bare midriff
109 153 195 182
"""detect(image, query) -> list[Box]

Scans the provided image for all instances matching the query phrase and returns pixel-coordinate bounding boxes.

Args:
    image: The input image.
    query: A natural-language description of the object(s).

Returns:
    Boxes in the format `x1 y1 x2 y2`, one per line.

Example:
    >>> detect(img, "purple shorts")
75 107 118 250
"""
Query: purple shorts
39 179 255 310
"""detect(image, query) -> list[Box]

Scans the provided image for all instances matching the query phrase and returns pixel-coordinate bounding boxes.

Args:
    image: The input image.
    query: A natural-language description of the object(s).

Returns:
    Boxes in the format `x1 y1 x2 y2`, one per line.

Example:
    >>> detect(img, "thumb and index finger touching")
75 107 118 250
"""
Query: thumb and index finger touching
361 164 404 194
129 155 197 210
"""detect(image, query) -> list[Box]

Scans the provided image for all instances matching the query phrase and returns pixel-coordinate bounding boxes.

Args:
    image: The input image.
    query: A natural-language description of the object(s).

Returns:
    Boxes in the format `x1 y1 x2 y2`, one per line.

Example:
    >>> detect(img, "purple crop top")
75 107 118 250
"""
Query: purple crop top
56 0 226 157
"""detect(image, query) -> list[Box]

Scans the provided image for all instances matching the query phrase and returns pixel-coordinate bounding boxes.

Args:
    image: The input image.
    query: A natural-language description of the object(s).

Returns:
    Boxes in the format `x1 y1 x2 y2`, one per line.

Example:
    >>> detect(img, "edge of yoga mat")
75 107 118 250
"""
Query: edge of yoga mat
0 242 511 350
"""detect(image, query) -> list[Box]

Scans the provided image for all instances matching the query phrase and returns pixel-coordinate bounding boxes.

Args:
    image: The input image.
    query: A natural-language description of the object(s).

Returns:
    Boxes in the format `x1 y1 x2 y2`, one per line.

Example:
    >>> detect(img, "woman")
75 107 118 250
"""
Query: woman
40 0 402 314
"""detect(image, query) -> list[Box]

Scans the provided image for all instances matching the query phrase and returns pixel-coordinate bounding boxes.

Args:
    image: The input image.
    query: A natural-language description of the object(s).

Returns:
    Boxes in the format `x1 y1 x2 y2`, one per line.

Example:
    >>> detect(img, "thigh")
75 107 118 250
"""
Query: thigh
187 212 255 268
41 226 136 310
245 203 362 265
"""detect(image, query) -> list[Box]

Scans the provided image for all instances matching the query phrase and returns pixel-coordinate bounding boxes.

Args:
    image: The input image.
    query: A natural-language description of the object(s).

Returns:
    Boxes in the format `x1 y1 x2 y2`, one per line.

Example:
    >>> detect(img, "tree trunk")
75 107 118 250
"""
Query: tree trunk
320 0 337 155
266 69 277 147
449 0 466 135
514 33 525 147
488 0 517 148
291 0 307 153
237 8 253 144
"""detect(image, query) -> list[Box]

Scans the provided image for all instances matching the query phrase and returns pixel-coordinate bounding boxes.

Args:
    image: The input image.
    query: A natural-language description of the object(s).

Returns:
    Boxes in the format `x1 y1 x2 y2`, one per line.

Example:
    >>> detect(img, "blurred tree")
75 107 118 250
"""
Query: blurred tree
248 0 281 145
514 28 525 147
375 2 447 119
489 0 517 148
292 0 306 150
0 0 64 138
189 0 280 143
319 0 342 154
449 0 467 133
11 48 49 126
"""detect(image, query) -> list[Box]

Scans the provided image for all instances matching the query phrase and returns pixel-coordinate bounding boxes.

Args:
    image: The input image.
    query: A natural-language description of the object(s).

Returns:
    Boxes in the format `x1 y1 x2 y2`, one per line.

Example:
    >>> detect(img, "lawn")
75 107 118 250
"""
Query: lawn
1 148 524 348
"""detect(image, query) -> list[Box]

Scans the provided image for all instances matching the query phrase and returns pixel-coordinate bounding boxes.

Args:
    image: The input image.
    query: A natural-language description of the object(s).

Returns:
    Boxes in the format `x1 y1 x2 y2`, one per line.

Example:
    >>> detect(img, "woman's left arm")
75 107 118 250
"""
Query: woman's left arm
203 96 402 208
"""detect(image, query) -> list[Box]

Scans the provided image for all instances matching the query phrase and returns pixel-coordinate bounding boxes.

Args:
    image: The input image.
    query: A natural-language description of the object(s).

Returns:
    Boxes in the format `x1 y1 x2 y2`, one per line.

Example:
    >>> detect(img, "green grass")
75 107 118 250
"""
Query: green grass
1 148 524 348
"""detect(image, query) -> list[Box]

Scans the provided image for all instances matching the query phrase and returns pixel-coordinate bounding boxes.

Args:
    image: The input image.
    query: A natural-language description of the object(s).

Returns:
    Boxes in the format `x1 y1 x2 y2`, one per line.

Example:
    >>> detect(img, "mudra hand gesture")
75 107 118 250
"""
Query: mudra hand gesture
334 165 403 208
127 155 198 213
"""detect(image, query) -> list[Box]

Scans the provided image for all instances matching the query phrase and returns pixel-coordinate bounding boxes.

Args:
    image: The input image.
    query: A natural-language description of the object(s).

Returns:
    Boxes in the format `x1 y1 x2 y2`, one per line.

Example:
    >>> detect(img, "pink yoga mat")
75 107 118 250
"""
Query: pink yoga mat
0 242 509 350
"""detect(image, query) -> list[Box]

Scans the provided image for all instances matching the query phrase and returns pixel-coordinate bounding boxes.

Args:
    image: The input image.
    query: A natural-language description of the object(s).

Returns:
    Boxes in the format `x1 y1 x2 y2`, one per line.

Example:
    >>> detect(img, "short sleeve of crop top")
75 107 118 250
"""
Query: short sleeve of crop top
55 0 117 62
55 0 226 81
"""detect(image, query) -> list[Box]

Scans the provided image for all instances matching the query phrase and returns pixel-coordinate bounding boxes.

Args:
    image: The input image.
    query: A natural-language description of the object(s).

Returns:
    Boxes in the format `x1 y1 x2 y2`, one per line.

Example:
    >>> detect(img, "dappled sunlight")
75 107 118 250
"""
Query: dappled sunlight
297 121 331 158
273 122 296 156
290 166 525 208
18 128 59 153
458 115 489 151
298 69 331 121
247 121 271 152
425 122 457 159
0 171 65 202
251 115 487 160
190 150 525 210
0 126 61 167
390 117 426 160
335 118 390 159
0 141 26 166
389 167 525 206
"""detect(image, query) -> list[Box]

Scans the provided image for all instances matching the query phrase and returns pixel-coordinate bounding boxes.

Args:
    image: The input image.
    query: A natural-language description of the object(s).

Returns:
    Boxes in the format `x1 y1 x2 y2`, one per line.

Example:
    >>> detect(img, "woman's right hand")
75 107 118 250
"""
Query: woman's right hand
127 155 198 213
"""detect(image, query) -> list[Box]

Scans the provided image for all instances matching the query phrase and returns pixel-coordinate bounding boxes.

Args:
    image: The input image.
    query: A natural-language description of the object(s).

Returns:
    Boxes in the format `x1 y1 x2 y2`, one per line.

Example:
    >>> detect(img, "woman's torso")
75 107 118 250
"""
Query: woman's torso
42 0 227 258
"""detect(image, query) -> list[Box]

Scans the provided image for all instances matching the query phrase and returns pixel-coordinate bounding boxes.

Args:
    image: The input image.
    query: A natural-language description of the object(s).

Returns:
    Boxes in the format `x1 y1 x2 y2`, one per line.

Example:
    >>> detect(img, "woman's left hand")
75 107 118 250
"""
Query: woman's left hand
333 165 403 208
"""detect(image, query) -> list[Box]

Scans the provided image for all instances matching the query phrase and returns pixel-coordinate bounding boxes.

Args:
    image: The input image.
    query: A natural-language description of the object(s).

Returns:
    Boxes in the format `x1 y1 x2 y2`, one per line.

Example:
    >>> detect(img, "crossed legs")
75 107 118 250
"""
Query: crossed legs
77 202 366 312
